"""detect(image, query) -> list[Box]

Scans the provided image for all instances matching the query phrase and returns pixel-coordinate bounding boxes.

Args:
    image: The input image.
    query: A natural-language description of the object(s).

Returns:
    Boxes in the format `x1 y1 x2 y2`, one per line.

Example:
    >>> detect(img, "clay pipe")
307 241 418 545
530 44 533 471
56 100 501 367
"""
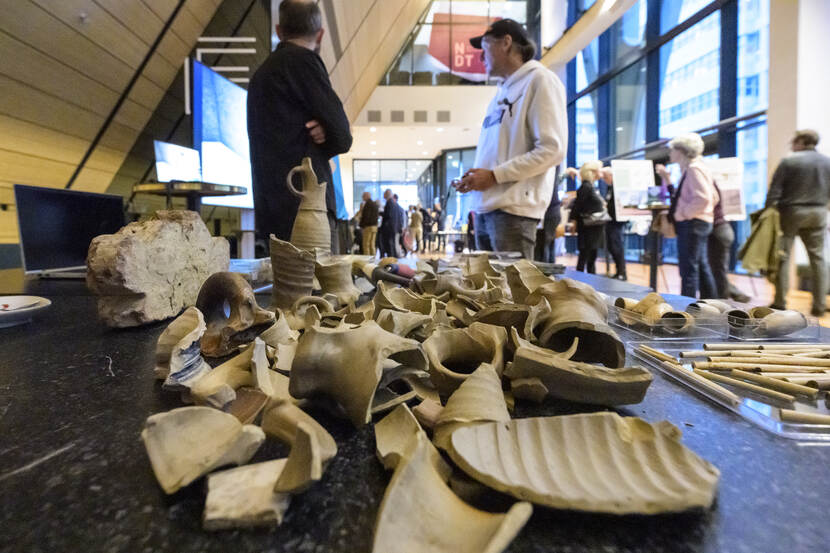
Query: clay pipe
372 265 412 286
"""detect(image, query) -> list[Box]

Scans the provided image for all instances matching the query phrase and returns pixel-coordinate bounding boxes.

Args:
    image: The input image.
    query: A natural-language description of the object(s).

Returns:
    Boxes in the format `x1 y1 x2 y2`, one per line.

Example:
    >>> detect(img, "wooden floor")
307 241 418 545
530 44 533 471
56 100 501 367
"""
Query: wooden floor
412 248 830 327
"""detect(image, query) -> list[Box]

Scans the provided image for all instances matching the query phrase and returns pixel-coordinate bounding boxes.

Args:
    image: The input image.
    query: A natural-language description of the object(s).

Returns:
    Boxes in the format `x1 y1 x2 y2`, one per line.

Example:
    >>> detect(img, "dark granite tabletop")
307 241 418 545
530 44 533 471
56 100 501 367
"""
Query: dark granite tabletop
1 274 829 553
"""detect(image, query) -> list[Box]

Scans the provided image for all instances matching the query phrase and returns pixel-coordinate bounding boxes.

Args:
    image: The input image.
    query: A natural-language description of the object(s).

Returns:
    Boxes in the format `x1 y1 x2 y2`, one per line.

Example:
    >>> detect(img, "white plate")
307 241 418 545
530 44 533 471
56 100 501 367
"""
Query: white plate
0 296 52 328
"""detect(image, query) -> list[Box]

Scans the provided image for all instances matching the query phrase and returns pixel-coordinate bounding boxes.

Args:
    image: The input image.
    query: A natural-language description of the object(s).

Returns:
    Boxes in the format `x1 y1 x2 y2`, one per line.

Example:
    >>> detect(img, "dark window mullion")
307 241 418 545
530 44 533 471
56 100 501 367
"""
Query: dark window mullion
645 0 661 144
718 0 738 158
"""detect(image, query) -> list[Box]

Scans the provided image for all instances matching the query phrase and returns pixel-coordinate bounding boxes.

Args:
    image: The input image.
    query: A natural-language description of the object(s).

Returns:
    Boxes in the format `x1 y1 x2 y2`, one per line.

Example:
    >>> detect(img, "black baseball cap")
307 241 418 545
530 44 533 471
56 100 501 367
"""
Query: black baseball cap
469 19 530 49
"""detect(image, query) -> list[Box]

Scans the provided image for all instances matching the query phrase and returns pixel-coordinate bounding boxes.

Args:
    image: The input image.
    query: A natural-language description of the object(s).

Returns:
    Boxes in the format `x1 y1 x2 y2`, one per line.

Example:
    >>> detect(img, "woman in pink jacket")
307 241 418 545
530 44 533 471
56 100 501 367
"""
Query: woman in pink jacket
656 133 718 298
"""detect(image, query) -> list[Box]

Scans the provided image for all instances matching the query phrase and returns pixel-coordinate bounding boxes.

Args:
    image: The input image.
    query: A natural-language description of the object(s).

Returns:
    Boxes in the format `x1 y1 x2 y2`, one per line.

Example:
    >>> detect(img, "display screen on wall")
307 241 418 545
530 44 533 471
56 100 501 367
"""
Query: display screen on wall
192 59 253 209
153 140 202 183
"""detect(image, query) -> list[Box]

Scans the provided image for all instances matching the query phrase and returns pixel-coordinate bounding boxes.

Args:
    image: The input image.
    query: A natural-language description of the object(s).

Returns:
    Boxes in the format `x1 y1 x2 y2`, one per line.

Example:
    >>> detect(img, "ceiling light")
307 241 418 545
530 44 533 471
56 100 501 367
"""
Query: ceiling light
371 151 377 155
417 140 423 145
370 140 377 145
370 127 377 132
437 127 444 132
448 155 453 159
616 126 624 132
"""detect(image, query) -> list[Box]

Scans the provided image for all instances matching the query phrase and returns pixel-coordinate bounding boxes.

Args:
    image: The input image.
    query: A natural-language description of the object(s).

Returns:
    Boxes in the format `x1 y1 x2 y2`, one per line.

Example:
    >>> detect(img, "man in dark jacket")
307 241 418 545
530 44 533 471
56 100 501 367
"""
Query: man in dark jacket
379 189 398 258
766 130 830 315
247 0 352 252
358 191 379 256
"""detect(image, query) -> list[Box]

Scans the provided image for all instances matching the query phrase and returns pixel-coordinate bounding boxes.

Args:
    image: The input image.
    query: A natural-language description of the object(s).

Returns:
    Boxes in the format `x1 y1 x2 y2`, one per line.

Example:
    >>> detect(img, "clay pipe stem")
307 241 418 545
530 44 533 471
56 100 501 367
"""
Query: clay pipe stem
779 409 830 426
794 351 830 358
693 361 827 373
637 345 679 365
693 369 795 404
660 362 741 407
728 369 819 399
705 356 830 367
703 343 830 351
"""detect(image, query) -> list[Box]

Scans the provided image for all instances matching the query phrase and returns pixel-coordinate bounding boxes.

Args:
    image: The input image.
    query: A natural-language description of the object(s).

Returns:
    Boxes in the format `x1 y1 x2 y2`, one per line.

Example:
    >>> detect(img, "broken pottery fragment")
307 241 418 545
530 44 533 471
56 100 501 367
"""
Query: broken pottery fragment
526 279 625 368
87 210 229 327
315 256 362 305
472 300 550 340
505 346 652 406
448 413 720 514
755 309 808 337
376 309 432 337
372 433 532 553
270 236 316 310
463 254 500 277
412 399 444 430
505 259 552 303
257 309 299 347
373 282 441 318
225 387 269 424
141 406 265 494
250 338 292 402
273 422 322 494
203 459 291 530
289 321 427 426
374 404 448 477
686 302 722 318
261 402 337 466
190 345 254 408
423 322 508 397
432 364 510 451
196 272 275 358
660 311 695 334
154 306 211 389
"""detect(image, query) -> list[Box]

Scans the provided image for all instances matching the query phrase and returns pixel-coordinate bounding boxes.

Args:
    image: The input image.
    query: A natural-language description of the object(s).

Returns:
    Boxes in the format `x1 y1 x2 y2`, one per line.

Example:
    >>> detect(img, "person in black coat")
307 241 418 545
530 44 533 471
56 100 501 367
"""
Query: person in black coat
567 161 606 274
247 1 352 251
379 189 400 258
599 167 627 280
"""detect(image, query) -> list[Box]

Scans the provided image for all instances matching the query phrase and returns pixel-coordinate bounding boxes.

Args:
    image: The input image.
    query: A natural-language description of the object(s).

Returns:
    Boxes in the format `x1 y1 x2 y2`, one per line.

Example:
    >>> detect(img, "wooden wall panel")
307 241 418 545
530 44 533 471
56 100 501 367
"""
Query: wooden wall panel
31 0 149 69
0 0 221 246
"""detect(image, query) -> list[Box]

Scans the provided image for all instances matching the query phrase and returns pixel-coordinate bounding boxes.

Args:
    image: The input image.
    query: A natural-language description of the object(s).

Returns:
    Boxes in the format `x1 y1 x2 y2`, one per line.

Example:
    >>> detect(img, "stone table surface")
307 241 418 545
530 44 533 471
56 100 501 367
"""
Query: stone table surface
2 275 830 553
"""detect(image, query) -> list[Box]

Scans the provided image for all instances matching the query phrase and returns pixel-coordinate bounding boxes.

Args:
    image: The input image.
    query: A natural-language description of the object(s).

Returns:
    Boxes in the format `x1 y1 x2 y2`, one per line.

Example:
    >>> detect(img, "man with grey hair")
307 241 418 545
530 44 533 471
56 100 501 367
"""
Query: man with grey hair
454 19 567 259
766 129 830 315
248 0 352 252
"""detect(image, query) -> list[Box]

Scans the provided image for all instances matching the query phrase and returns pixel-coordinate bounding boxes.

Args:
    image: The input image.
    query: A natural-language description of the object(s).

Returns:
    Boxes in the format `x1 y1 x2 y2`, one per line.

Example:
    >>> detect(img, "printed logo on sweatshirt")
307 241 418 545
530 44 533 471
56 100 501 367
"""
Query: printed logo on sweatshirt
481 96 520 129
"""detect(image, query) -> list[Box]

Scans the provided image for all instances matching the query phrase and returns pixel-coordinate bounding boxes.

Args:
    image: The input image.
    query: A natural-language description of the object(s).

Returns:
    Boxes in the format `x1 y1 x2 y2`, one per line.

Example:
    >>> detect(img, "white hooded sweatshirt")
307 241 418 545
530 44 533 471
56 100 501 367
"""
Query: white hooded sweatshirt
471 60 567 220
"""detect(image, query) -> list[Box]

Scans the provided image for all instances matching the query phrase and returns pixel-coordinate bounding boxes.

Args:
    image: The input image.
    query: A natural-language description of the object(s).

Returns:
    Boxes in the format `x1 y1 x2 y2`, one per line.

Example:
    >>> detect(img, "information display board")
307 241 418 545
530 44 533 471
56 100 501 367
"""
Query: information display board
610 159 656 221
707 157 745 221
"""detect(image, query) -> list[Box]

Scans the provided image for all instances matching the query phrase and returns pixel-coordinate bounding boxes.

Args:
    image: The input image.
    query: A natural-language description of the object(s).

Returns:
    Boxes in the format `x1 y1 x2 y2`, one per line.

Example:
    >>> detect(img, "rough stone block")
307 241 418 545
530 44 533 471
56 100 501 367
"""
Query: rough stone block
87 210 229 327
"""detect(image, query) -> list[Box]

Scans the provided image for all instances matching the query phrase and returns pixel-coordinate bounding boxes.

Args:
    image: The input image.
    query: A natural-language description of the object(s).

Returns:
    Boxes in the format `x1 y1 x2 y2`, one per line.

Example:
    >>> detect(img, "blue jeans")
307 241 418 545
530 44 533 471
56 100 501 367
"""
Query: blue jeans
675 219 717 299
475 210 538 259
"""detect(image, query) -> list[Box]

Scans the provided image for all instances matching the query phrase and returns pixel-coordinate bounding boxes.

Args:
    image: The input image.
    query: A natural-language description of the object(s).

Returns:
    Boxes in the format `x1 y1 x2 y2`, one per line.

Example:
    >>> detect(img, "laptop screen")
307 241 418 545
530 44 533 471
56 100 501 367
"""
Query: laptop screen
153 140 202 183
14 185 125 273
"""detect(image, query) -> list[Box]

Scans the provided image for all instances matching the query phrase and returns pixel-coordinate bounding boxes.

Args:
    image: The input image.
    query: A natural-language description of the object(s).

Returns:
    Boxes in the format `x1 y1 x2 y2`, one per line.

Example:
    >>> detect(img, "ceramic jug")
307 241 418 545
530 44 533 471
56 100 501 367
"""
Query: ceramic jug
287 157 331 253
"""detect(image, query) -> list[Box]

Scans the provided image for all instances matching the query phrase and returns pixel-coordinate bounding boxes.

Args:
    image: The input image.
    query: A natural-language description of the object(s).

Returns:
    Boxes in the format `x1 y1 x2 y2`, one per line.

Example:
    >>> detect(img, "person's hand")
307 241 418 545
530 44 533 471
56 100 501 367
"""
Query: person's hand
655 163 670 181
565 167 579 179
306 120 326 144
454 169 497 193
600 167 613 184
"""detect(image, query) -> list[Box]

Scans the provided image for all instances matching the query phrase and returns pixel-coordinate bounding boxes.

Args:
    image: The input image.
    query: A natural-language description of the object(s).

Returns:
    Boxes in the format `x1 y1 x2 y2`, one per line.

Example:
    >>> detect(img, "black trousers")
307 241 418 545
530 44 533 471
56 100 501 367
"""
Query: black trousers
605 221 626 276
577 249 598 273
379 230 397 258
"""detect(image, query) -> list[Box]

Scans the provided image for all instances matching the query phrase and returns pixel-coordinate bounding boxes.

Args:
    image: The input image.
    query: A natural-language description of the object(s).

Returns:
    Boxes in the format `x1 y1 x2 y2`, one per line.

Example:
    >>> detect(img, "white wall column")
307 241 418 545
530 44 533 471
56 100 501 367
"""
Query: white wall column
768 0 830 179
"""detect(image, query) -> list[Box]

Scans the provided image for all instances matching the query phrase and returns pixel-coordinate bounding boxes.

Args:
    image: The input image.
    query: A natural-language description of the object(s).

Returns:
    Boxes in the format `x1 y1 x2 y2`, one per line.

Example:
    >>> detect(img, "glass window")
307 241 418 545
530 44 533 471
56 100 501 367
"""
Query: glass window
575 89 599 167
610 60 647 155
658 10 720 138
385 0 533 86
609 0 647 65
352 159 434 215
575 39 599 92
737 0 768 116
660 0 713 34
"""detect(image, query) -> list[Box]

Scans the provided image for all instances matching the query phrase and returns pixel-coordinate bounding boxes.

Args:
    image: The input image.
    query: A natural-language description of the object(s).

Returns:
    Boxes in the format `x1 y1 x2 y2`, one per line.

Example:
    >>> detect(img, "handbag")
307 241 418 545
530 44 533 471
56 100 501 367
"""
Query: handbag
581 210 612 226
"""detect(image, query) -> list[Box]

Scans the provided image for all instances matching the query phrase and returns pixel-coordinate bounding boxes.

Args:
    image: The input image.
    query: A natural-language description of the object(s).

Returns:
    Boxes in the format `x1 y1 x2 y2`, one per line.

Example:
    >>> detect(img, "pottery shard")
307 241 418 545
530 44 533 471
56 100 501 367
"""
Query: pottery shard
87 210 229 327
448 413 720 515
506 346 653 406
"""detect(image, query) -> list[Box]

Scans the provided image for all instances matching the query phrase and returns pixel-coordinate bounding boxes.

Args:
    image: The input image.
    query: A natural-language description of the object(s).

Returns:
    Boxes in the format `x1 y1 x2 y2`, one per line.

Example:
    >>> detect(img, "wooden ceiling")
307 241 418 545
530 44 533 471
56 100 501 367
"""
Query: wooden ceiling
0 0 429 244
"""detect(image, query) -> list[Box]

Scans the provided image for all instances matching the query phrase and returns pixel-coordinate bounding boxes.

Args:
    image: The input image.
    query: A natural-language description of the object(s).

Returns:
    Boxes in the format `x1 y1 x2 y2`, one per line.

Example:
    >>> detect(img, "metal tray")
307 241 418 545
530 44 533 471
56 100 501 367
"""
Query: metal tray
632 340 830 441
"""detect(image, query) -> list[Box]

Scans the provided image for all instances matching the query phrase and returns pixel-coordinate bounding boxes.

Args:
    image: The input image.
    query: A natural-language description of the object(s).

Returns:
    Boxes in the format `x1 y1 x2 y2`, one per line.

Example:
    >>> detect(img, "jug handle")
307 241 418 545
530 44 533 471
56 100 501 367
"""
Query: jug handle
286 164 305 198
